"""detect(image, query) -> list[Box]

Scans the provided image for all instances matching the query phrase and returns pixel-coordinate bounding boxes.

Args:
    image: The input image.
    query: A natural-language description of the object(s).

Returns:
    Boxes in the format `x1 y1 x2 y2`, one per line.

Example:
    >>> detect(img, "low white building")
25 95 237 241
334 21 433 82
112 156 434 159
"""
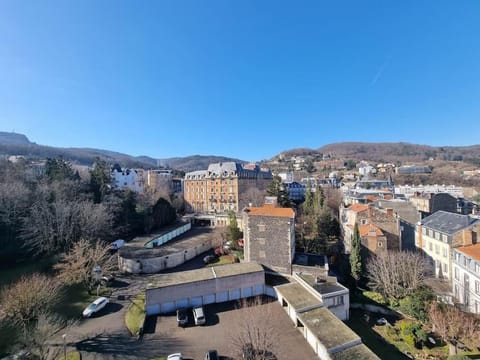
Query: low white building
452 244 480 314
112 168 145 192
145 263 265 315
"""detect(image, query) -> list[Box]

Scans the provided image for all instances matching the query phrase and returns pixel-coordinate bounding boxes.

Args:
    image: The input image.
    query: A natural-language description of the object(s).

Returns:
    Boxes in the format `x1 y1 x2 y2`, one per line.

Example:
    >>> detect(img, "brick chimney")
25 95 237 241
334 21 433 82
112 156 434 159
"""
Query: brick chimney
462 230 474 246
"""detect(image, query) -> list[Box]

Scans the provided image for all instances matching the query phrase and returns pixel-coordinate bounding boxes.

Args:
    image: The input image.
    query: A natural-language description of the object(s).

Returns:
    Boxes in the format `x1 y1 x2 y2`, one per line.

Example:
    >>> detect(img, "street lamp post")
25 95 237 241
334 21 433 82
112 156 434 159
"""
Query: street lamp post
62 333 67 360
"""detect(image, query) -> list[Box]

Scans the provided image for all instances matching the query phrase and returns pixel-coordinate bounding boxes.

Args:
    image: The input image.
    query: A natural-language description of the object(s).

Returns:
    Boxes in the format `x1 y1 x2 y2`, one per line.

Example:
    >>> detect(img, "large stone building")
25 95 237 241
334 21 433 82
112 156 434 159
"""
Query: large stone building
183 162 272 214
243 198 295 274
415 211 480 279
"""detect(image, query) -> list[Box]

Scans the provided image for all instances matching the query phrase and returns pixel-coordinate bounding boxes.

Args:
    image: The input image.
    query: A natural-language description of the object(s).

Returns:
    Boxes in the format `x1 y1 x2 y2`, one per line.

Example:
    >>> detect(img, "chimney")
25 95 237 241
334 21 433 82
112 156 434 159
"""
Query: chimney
462 230 473 246
367 204 374 220
417 222 423 249
386 208 394 218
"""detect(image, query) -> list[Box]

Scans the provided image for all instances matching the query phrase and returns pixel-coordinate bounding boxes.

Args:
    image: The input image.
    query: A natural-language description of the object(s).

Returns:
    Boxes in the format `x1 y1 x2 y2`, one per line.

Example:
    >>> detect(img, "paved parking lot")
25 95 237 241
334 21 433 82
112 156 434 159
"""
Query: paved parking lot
144 300 318 360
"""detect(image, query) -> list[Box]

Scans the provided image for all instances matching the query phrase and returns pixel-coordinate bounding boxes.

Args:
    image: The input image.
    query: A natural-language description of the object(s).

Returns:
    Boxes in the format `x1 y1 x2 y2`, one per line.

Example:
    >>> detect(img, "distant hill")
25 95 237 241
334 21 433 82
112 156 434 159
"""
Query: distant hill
0 131 245 171
277 142 480 164
0 132 32 145
158 155 247 172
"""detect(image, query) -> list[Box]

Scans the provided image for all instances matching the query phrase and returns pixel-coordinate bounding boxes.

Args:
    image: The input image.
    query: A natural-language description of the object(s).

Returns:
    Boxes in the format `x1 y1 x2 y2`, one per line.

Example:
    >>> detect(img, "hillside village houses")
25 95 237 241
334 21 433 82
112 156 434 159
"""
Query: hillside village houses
111 167 182 196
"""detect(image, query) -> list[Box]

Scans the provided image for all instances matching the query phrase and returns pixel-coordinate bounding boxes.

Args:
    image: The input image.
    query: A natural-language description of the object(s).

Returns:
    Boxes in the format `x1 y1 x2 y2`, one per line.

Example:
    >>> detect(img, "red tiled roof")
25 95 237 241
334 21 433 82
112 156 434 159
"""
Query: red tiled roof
348 203 369 213
246 206 295 218
456 244 480 261
359 224 384 237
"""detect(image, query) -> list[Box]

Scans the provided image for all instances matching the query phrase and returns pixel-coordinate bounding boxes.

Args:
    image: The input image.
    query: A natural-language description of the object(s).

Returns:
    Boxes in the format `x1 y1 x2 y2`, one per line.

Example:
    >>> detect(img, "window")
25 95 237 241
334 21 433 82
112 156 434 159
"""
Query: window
428 229 433 237
442 234 448 242
443 248 448 258
258 238 266 245
257 224 266 232
422 228 426 235
476 263 480 274
435 232 440 240
435 244 439 255
476 281 480 295
258 250 266 259
454 267 459 280
429 242 433 251
443 263 448 273
333 296 344 306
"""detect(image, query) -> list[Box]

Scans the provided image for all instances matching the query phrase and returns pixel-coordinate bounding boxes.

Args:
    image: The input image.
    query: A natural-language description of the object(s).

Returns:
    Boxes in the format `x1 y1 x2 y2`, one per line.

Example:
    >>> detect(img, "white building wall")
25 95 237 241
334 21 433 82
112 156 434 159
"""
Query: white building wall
453 252 480 314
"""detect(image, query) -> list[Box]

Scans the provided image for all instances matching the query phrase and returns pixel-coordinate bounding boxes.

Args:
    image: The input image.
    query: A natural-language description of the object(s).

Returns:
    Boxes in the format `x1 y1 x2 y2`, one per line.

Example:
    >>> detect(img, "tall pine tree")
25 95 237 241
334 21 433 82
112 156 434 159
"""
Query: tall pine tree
350 222 362 284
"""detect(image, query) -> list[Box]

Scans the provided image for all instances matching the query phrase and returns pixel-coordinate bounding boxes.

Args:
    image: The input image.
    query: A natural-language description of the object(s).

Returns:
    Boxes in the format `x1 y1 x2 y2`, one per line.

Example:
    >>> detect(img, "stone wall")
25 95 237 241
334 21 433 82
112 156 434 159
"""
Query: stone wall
245 214 294 273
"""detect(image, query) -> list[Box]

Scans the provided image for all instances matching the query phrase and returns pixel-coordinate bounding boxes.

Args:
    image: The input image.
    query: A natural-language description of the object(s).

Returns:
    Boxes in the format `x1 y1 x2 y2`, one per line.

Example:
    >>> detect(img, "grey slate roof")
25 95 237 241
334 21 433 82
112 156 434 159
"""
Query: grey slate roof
207 162 243 176
421 210 479 234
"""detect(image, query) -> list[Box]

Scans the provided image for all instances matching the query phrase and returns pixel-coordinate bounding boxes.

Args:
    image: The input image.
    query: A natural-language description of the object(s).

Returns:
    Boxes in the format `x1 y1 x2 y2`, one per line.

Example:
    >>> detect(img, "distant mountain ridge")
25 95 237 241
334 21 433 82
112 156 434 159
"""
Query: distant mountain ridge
276 142 480 164
0 131 244 171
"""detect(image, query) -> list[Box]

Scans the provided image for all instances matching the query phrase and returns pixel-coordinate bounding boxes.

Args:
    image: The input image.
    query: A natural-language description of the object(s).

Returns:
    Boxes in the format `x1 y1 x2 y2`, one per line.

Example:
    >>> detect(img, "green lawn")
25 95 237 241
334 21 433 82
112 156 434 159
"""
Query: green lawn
125 293 146 336
346 310 409 360
206 255 237 267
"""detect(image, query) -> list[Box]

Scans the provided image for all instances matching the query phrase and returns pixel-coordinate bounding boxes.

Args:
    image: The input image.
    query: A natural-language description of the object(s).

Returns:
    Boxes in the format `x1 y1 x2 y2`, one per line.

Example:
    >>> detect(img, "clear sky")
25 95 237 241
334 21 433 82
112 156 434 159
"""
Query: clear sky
0 1 479 162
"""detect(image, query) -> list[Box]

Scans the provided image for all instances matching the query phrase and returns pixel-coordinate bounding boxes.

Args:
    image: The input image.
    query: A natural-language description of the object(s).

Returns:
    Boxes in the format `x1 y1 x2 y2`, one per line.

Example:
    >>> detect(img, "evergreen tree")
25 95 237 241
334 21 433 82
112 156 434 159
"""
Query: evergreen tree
267 176 292 208
350 222 362 283
45 157 76 182
227 210 243 243
90 158 111 203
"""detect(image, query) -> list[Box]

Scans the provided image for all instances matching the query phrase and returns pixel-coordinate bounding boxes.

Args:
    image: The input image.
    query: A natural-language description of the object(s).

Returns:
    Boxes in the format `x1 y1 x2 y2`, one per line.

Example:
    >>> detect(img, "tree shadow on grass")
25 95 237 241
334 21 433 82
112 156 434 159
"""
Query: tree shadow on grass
75 331 185 359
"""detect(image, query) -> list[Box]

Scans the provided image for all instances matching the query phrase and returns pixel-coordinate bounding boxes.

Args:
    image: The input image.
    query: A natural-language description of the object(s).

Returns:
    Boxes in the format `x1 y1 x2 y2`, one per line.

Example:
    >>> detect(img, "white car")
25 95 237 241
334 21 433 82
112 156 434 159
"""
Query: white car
82 297 109 318
167 354 183 360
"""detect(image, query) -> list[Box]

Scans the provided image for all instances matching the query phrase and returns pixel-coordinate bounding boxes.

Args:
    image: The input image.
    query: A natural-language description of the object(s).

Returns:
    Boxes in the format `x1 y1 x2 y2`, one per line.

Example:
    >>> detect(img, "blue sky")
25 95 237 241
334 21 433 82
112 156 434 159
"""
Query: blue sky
0 1 479 162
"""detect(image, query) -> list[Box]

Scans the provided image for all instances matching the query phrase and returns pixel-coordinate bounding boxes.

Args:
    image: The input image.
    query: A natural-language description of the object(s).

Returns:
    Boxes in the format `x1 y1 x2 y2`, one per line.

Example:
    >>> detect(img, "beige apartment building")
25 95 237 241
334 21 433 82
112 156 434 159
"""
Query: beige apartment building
184 162 272 214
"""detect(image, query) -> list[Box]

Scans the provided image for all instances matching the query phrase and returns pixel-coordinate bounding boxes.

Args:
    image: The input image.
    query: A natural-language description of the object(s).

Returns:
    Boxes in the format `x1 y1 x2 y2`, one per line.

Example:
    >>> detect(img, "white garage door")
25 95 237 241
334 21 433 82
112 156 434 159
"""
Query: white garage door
161 302 175 314
229 288 241 300
253 284 264 296
203 294 215 304
146 304 161 316
217 291 228 303
176 298 189 309
190 296 203 307
242 286 253 298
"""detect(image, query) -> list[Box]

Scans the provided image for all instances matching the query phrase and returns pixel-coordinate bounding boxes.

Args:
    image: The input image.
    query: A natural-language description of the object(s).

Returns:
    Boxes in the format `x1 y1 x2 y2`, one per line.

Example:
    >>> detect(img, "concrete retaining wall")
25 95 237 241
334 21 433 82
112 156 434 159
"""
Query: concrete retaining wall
119 240 212 274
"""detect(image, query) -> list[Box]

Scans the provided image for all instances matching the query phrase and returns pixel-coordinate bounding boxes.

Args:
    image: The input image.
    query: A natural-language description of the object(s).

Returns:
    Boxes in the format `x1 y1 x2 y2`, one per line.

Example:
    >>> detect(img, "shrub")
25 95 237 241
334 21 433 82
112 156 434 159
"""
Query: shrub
362 291 387 305
447 356 470 360
397 286 433 322
404 333 416 348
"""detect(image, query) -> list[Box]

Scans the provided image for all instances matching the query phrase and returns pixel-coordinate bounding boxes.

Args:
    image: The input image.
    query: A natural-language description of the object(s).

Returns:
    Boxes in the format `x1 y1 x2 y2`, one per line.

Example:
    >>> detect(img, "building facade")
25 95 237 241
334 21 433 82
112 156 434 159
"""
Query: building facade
415 211 480 279
243 198 295 274
184 162 272 214
452 244 480 314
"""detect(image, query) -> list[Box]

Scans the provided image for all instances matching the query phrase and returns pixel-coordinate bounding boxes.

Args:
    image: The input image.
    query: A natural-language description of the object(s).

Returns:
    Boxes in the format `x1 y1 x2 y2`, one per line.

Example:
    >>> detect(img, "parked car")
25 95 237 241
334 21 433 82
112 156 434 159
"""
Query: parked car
167 354 183 360
82 297 109 318
193 306 206 325
100 274 115 285
203 255 217 264
204 349 218 360
110 239 125 251
176 308 188 327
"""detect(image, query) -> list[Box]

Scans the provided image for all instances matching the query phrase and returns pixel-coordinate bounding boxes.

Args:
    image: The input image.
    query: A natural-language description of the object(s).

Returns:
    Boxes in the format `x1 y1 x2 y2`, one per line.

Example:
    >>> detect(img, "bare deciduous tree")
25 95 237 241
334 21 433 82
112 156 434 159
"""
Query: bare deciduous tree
367 251 429 300
22 312 75 360
428 302 480 355
242 187 266 207
55 239 117 293
0 274 62 328
230 297 278 360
